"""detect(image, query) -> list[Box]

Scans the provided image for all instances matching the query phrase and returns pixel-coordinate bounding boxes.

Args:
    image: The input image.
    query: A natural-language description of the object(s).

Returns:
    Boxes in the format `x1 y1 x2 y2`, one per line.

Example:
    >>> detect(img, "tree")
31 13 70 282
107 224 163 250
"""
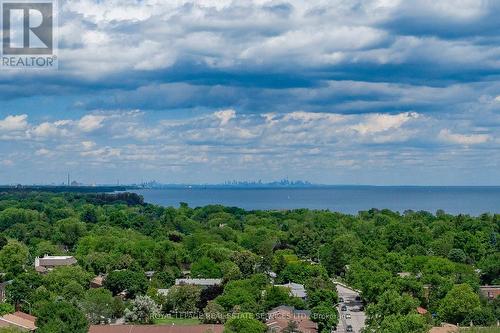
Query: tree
54 218 86 248
35 301 88 333
378 314 428 333
124 295 160 324
223 315 266 333
311 304 338 332
80 288 115 324
43 266 92 295
447 248 466 263
104 270 148 298
0 302 14 315
263 286 291 311
307 289 337 309
0 208 40 232
366 290 419 327
438 284 481 324
203 300 226 324
6 271 43 306
80 205 98 224
165 285 201 314
478 252 500 284
191 257 222 278
0 240 29 275
0 233 7 250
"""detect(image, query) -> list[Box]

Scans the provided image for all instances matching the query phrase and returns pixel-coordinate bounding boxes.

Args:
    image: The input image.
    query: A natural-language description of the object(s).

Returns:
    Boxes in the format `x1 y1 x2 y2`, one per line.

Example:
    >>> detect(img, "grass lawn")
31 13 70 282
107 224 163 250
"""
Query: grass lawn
153 317 202 325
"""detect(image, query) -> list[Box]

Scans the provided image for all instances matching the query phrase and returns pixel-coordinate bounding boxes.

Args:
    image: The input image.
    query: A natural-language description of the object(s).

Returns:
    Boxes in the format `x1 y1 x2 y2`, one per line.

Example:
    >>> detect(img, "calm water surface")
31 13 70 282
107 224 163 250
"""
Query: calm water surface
131 187 500 215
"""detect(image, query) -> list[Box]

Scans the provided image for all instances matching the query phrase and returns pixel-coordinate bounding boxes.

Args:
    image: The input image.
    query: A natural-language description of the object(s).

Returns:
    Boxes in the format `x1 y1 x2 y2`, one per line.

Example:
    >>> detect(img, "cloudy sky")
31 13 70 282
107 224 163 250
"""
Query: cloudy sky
0 0 499 185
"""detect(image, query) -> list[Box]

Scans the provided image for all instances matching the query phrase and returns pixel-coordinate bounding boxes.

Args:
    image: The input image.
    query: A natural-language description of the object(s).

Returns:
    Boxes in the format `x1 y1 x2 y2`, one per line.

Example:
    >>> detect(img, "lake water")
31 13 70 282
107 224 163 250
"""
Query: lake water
130 186 500 215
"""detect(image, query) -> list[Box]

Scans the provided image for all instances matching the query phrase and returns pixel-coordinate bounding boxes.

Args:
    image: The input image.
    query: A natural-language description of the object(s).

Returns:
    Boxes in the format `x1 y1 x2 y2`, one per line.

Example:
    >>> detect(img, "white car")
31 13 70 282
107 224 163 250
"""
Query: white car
345 313 351 319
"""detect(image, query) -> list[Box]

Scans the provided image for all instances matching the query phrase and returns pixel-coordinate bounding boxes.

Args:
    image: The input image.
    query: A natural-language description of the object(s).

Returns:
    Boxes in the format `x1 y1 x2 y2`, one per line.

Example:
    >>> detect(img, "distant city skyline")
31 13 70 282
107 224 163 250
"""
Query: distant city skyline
0 1 499 185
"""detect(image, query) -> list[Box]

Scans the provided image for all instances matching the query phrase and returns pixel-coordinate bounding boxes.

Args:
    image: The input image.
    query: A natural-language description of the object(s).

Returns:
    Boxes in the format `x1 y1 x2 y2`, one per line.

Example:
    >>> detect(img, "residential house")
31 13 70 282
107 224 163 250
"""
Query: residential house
174 278 222 288
479 285 500 301
266 306 317 333
34 255 77 273
88 324 224 333
274 282 307 300
0 311 37 332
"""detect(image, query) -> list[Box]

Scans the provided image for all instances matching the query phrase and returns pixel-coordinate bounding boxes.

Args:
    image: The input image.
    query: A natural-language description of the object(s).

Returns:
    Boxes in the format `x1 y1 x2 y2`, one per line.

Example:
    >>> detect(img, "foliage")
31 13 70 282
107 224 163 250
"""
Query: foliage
223 314 267 333
35 301 88 333
0 302 14 315
0 192 496 333
165 285 201 314
438 284 481 324
80 288 115 324
124 295 160 324
104 269 148 298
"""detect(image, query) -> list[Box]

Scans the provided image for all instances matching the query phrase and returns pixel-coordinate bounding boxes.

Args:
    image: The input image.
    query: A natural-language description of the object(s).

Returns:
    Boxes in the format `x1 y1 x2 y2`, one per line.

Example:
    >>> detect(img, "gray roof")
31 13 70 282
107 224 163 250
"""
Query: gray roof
274 282 307 298
175 278 222 286
36 255 77 267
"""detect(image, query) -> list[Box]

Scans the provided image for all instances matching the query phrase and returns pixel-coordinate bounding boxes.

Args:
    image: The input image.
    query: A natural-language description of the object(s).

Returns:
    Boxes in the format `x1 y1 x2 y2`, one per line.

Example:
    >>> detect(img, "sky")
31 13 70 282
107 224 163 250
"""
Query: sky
0 0 499 185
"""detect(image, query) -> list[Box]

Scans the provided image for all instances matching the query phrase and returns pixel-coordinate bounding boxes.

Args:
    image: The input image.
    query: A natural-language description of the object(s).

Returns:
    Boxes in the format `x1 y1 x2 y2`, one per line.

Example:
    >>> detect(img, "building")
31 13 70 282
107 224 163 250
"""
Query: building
274 282 307 299
34 255 77 273
0 311 37 332
174 278 222 288
266 306 317 333
88 324 224 333
479 285 500 301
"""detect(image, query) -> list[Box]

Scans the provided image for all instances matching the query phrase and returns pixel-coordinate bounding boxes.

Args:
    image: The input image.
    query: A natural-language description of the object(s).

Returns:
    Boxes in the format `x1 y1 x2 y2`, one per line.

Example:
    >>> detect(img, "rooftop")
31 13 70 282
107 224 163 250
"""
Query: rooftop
274 282 307 299
175 278 222 286
0 311 37 331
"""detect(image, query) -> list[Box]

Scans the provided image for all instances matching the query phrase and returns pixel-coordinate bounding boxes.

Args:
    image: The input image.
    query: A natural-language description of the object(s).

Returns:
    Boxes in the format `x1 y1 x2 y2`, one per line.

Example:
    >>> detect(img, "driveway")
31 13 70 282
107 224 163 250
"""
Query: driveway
334 283 366 333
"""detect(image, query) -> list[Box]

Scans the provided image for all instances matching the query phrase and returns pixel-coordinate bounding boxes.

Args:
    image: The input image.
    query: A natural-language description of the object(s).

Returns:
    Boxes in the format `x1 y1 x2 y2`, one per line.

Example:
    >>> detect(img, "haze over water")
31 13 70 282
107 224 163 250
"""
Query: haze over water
132 186 500 216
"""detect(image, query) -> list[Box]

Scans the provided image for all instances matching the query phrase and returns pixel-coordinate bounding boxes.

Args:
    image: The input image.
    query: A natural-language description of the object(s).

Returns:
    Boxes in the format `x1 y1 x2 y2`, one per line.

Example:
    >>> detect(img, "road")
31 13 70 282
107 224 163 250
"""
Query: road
334 283 366 333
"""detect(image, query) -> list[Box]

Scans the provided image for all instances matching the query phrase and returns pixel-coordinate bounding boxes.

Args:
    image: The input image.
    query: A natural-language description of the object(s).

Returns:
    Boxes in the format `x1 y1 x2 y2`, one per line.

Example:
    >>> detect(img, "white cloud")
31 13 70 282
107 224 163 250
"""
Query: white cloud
214 109 236 126
0 115 28 131
77 115 106 132
438 129 490 145
351 112 419 135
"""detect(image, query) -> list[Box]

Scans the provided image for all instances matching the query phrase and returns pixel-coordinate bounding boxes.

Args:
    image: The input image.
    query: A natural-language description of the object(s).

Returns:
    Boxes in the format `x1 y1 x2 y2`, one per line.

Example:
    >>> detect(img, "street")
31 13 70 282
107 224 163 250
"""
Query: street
334 283 366 333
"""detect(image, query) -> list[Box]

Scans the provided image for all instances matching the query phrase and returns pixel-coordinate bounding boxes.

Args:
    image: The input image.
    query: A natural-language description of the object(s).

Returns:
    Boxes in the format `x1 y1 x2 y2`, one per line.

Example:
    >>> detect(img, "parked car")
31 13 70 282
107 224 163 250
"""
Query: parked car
345 313 351 319
346 325 353 332
339 297 344 302
355 296 361 301
341 305 347 311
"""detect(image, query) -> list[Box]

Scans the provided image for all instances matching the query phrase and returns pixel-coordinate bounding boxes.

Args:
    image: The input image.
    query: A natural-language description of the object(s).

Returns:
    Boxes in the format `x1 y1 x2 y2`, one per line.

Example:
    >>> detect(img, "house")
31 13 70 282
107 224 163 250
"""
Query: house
34 255 77 273
479 285 500 301
88 324 224 333
0 280 12 302
0 311 37 332
90 275 106 288
266 306 317 333
274 282 307 299
174 278 222 288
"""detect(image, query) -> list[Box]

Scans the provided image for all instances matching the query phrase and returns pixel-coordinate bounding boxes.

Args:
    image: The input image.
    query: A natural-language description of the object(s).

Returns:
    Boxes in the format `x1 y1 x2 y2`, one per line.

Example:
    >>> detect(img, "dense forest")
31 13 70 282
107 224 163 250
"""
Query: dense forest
0 191 498 333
